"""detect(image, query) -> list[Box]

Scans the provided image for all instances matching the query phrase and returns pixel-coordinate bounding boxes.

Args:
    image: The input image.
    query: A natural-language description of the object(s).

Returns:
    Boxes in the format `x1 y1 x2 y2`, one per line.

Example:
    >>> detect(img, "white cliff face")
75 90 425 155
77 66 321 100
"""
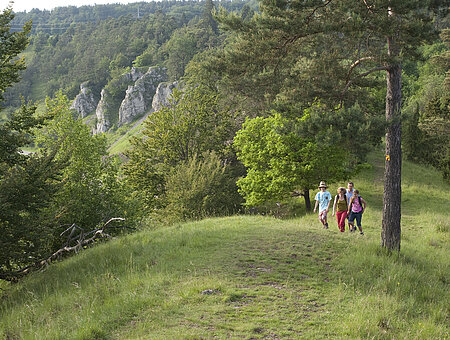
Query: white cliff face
118 66 168 126
95 89 111 134
151 81 181 112
94 67 147 134
70 82 98 118
124 67 145 83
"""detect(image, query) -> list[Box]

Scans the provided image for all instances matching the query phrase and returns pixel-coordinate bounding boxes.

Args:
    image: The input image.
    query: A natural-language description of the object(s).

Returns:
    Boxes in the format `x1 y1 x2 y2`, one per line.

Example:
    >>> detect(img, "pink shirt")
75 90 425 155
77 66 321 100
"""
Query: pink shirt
351 196 363 212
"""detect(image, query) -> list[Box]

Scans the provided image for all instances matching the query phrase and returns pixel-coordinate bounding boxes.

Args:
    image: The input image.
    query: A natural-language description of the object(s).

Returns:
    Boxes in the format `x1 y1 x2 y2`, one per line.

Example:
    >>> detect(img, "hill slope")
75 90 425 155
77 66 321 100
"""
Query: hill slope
0 152 448 339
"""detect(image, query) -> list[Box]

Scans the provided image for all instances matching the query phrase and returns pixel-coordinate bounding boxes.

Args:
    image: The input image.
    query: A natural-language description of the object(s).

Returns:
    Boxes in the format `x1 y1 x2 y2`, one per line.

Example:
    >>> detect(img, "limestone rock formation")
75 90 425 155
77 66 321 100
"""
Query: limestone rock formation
95 89 112 134
151 81 181 112
94 67 147 134
118 66 168 126
70 82 98 118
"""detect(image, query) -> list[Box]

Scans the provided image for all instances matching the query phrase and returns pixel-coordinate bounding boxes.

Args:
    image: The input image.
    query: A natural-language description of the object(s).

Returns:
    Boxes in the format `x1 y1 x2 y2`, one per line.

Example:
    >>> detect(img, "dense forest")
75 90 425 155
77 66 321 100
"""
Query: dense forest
4 0 255 107
0 0 448 279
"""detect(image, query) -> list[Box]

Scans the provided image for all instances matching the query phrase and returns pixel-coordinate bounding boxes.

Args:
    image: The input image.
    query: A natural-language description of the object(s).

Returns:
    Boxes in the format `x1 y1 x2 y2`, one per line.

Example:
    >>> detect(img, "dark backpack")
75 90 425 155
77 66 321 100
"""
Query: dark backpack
350 196 363 210
335 195 348 208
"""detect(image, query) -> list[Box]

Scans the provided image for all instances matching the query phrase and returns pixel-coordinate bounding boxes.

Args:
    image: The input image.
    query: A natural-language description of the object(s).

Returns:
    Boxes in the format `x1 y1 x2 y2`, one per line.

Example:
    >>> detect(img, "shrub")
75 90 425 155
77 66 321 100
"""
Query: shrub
160 151 242 223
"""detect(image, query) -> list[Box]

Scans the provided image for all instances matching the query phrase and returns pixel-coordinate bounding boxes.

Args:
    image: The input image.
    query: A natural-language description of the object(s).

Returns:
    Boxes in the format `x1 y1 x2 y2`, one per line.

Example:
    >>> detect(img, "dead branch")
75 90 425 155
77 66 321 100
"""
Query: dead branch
361 0 374 14
343 65 389 93
345 57 375 84
0 218 126 282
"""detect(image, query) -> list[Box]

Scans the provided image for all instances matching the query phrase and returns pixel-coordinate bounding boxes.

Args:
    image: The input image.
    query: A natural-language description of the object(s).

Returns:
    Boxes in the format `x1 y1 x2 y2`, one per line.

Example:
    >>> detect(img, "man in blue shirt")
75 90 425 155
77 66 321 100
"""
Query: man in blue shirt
314 181 332 229
345 181 356 231
345 181 355 204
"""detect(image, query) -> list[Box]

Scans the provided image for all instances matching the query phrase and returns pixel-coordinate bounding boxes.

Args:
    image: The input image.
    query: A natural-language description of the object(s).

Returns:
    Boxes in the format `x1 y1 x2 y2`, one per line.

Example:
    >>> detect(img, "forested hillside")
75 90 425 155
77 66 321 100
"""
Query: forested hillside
4 0 255 108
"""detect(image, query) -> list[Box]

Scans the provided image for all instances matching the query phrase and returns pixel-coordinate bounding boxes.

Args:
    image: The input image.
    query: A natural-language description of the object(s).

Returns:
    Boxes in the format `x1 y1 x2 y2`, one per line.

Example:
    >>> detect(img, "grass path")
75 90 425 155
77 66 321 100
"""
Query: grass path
0 152 448 339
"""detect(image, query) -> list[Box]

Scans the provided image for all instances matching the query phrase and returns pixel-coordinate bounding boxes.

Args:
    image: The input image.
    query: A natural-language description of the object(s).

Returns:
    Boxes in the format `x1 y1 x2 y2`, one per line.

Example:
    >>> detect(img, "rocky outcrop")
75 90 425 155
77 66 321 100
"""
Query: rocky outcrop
70 82 98 118
94 67 148 134
118 66 167 126
122 67 146 83
95 89 112 134
151 81 181 112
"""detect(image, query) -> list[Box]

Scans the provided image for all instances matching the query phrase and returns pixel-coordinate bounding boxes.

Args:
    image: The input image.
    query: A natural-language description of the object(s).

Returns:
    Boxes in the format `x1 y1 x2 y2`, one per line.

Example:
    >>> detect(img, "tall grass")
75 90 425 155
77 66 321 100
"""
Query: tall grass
0 151 448 339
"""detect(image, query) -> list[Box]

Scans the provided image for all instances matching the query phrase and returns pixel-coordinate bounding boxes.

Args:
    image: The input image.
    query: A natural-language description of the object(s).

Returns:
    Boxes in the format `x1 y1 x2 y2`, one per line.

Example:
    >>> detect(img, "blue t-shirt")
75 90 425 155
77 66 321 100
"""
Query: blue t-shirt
315 191 332 212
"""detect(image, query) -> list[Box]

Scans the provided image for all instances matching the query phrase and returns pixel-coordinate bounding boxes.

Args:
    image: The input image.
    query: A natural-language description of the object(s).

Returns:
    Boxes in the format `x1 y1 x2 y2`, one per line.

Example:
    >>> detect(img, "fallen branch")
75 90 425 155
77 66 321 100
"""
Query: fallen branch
0 218 126 282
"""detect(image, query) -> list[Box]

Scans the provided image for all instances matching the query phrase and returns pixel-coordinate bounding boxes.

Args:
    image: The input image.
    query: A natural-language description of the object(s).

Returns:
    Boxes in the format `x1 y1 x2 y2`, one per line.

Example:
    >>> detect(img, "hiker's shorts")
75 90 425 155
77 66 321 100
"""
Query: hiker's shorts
348 211 362 227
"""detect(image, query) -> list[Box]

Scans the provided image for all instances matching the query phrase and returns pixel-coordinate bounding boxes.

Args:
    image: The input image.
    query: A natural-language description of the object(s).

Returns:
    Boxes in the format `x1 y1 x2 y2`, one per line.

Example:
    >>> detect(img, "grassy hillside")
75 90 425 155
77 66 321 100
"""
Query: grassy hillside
0 152 448 339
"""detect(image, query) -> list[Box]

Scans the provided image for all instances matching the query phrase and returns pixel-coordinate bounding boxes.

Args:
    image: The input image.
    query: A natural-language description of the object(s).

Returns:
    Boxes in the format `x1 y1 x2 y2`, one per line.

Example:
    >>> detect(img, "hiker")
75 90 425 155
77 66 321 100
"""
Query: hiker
332 187 348 232
313 181 332 229
345 181 355 230
347 189 367 235
345 181 355 204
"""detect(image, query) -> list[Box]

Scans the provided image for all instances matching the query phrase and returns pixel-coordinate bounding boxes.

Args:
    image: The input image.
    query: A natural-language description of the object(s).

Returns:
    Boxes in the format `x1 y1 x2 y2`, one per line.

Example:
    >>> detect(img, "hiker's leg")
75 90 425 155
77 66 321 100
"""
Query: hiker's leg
337 211 345 232
348 212 355 232
318 211 325 225
321 211 328 228
356 212 363 232
341 211 348 232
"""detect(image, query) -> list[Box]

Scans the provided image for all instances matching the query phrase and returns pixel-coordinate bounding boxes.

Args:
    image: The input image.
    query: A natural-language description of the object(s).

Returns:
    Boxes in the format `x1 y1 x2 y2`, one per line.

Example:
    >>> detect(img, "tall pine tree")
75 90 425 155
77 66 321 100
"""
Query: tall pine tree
216 0 444 250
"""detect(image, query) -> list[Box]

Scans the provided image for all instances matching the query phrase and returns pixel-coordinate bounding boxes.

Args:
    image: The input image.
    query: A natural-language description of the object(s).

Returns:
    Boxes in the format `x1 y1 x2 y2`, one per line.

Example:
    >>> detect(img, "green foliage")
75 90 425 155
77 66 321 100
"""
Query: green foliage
35 93 135 231
162 151 242 222
403 31 450 180
0 11 61 272
0 102 44 170
0 149 62 271
0 8 31 101
0 154 448 338
234 110 352 206
4 1 248 109
159 25 220 80
210 0 444 121
124 85 239 215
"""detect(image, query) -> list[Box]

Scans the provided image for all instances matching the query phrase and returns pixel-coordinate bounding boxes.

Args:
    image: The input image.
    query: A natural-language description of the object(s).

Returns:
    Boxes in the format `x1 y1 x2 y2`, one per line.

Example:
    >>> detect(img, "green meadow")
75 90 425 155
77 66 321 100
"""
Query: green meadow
0 151 448 339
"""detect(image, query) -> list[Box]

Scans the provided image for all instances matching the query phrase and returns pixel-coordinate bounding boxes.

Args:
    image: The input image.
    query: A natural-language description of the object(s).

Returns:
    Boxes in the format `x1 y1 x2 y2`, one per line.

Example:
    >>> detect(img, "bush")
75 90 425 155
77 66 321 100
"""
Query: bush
160 151 242 223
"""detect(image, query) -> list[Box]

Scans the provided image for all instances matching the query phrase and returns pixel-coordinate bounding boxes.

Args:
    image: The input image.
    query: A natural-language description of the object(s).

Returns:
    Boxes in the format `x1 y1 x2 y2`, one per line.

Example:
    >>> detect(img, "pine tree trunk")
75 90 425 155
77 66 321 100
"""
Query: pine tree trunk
381 61 402 251
303 189 311 212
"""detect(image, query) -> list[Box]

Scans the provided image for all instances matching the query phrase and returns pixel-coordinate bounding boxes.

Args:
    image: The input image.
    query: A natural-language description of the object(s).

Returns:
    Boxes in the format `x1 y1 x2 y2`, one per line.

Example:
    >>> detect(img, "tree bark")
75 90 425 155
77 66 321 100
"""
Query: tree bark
303 188 311 211
381 60 402 251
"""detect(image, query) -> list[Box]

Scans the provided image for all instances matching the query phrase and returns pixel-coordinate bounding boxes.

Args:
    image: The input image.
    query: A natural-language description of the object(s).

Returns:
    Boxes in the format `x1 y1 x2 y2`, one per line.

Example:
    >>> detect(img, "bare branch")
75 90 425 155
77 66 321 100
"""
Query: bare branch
338 65 389 109
346 57 375 80
344 65 389 92
361 0 374 14
306 0 335 23
101 217 126 231
0 218 127 282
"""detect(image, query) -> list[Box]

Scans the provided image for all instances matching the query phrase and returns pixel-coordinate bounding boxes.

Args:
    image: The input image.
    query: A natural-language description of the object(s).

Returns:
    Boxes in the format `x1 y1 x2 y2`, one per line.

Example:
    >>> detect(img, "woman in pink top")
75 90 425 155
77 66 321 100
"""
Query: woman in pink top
347 189 367 235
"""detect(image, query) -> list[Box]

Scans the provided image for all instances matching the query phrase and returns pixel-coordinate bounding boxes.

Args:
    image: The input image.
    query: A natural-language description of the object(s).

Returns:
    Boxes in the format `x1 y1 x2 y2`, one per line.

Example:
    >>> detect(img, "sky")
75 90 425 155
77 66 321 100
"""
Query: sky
1 0 145 12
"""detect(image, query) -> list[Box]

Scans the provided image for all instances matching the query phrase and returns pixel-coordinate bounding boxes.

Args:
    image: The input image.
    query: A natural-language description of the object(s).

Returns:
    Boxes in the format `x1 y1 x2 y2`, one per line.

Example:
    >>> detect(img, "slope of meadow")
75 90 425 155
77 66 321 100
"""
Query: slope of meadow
0 152 448 339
